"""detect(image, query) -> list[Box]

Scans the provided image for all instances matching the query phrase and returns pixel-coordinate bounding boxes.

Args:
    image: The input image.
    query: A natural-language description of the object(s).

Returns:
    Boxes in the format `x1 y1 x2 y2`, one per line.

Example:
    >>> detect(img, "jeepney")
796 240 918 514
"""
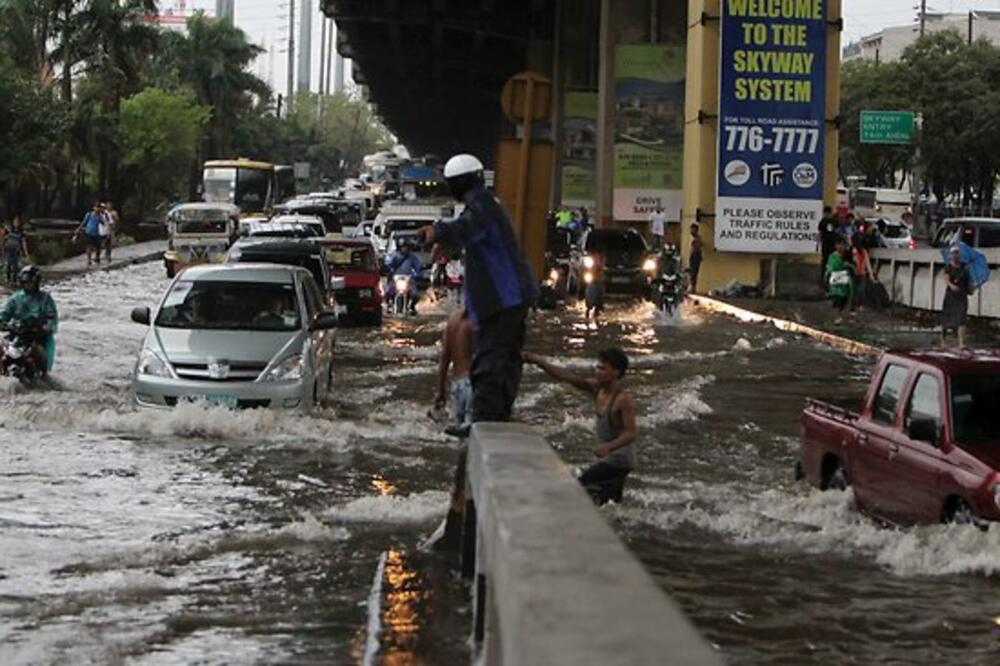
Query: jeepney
163 203 240 278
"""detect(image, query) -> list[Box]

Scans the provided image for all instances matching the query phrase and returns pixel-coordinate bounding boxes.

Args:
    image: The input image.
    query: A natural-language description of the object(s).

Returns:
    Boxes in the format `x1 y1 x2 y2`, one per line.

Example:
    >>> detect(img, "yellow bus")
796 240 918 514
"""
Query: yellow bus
203 159 293 215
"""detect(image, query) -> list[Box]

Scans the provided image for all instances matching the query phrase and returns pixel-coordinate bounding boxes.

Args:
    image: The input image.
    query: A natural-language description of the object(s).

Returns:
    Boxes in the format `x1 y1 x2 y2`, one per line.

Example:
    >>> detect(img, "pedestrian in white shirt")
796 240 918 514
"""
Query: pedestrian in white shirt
649 206 667 250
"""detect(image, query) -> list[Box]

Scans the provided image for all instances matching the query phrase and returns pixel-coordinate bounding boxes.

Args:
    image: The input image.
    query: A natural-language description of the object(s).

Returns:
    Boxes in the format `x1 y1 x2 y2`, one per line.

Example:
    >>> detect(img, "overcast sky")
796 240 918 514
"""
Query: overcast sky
843 0 1000 42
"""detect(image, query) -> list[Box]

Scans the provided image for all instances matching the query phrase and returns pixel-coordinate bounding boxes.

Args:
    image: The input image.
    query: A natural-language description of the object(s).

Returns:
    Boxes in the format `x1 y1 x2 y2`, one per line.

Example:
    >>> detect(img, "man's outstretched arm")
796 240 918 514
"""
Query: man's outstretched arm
523 352 596 395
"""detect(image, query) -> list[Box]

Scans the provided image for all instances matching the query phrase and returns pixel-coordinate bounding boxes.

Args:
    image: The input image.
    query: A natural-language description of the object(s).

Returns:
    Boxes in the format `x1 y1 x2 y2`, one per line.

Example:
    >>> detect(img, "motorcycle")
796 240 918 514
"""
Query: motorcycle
653 271 681 316
387 274 415 316
0 318 48 384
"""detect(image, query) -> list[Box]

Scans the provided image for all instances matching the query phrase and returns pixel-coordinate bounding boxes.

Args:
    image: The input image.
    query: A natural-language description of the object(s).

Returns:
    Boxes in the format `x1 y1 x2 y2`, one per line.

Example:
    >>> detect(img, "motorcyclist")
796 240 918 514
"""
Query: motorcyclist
0 265 58 378
384 239 423 314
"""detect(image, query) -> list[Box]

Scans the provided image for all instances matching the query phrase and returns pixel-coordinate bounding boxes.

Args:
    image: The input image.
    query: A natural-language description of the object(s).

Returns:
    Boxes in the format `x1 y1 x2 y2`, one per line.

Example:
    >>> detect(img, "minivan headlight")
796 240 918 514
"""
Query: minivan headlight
583 256 595 269
137 349 171 378
261 354 304 382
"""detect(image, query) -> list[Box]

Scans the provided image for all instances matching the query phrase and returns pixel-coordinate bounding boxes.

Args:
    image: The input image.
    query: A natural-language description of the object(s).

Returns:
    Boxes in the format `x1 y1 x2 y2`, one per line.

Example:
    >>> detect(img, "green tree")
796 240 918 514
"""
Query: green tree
0 56 68 212
119 87 209 218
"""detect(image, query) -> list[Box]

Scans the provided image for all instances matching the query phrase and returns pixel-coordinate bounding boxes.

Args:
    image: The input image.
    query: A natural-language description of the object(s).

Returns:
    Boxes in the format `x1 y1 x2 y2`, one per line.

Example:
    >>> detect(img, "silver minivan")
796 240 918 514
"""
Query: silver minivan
130 263 337 410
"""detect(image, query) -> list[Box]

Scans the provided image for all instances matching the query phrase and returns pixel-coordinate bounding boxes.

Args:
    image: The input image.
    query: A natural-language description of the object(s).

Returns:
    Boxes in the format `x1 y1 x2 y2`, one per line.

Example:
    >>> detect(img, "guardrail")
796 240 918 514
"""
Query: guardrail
461 423 723 666
870 248 1000 319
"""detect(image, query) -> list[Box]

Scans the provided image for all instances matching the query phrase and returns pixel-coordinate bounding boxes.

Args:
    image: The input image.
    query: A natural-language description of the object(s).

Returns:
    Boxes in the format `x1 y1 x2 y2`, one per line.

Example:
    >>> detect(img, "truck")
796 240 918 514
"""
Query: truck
798 349 1000 526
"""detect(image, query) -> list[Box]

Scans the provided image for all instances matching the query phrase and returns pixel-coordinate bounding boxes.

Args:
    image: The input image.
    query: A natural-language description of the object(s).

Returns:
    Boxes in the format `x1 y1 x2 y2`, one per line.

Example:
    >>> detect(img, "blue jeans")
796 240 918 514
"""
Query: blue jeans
5 247 20 284
449 377 473 429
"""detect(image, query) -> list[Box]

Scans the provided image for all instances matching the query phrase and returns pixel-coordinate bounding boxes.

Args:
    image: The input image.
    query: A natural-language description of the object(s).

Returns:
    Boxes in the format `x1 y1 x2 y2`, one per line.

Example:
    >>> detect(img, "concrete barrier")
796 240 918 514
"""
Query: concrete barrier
462 423 723 666
687 294 882 357
870 247 1000 319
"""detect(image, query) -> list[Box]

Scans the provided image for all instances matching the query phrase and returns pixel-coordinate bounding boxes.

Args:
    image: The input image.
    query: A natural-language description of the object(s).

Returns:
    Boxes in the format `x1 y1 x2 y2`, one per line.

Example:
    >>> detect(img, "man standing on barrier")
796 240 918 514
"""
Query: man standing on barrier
421 154 537 431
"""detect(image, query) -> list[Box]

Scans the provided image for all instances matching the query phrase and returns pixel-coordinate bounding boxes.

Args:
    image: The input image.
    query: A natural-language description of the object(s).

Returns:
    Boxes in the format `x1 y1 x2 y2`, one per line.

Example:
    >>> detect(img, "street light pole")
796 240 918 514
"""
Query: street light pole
919 0 926 37
286 0 295 114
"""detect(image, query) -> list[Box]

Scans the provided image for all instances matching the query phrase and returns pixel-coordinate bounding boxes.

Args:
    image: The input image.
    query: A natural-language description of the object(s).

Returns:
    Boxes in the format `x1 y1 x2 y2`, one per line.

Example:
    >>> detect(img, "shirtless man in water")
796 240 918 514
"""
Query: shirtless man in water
435 308 475 436
523 348 638 504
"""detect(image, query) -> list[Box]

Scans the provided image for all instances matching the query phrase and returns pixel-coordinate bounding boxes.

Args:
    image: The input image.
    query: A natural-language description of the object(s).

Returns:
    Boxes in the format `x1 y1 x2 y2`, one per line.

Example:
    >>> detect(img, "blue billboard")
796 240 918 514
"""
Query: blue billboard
715 0 827 253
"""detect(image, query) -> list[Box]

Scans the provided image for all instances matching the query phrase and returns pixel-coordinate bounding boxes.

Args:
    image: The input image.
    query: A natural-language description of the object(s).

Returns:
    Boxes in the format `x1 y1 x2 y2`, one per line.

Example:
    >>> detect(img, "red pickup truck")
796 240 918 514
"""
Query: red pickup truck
799 349 1000 526
315 237 383 326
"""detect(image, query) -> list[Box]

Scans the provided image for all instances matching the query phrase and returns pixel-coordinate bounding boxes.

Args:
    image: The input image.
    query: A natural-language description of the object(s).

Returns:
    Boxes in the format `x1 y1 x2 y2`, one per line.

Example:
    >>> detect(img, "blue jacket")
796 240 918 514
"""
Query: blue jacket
386 252 422 277
432 187 537 321
83 211 102 236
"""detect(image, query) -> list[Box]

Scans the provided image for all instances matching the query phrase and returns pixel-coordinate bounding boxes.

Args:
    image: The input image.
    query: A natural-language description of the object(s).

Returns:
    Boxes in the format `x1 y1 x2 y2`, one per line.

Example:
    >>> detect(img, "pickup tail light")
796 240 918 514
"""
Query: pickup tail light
908 238 916 251
993 483 1000 512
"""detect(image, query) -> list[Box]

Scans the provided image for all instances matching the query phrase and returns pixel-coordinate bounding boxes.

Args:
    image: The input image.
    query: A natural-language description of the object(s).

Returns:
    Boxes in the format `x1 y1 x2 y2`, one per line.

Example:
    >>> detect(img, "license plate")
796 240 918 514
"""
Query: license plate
610 276 630 284
183 394 238 409
334 305 348 316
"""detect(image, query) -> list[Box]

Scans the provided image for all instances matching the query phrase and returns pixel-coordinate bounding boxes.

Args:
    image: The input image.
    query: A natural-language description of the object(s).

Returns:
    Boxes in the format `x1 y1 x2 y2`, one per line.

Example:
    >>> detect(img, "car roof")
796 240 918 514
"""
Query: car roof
170 202 240 214
271 214 323 224
231 239 322 255
178 263 308 283
885 349 1000 375
942 217 1000 225
315 236 373 248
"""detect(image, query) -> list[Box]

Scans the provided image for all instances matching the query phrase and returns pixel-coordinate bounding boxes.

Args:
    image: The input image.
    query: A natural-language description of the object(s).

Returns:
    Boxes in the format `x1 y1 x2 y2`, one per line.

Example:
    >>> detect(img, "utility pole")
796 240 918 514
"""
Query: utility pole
286 0 295 114
919 0 926 37
319 16 327 95
326 19 335 94
297 0 312 93
969 11 974 44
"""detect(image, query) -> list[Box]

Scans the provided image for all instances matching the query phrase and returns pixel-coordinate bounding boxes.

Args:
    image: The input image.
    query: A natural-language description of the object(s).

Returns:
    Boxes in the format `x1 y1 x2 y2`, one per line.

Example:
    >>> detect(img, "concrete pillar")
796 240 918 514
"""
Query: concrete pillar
680 0 842 294
595 0 616 227
549 0 566 209
297 0 313 93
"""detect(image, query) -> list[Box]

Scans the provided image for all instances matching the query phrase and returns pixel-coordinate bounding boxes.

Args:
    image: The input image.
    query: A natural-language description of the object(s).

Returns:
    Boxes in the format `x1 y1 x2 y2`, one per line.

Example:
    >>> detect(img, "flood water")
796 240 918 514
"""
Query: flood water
2 262 999 664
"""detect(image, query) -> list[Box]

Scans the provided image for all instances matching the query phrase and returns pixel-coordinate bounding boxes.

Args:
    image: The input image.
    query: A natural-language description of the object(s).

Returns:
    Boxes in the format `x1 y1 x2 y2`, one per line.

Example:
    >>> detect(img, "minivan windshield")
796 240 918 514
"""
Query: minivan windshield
951 374 1000 445
156 280 301 331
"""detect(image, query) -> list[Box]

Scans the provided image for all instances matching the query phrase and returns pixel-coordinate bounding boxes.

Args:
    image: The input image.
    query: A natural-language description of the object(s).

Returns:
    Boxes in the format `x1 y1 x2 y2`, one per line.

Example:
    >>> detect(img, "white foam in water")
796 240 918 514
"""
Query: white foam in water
325 490 449 525
617 482 1000 578
642 375 715 427
733 337 753 351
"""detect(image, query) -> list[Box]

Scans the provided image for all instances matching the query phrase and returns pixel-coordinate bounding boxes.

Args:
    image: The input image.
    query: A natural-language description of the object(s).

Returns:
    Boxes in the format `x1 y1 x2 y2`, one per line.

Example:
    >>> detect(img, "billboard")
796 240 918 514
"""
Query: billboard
715 0 827 253
561 91 598 210
613 44 685 222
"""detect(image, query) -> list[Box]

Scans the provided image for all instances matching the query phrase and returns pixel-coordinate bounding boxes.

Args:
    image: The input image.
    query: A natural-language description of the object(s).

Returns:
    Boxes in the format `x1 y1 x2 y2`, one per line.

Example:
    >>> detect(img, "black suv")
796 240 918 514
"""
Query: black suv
568 228 653 296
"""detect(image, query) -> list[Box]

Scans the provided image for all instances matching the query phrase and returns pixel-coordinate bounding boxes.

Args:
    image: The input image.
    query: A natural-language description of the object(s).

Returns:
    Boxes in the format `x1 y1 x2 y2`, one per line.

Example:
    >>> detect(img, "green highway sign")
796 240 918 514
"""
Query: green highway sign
860 110 916 145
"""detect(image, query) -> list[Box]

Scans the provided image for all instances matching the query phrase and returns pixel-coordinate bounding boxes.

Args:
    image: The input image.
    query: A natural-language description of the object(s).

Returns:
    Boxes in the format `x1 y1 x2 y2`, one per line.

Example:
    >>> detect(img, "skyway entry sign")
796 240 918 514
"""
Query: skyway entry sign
715 0 828 254
860 110 915 145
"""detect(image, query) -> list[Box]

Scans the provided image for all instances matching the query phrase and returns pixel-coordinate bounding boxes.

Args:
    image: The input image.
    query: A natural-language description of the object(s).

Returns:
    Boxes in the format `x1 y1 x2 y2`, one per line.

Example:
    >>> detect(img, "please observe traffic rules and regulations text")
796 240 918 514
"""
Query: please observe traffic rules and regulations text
715 0 827 254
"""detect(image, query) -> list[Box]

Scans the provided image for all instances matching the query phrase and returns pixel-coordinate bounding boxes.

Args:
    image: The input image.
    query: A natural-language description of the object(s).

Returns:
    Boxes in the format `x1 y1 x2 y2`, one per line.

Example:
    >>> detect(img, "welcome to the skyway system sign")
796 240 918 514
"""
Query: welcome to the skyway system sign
715 0 827 254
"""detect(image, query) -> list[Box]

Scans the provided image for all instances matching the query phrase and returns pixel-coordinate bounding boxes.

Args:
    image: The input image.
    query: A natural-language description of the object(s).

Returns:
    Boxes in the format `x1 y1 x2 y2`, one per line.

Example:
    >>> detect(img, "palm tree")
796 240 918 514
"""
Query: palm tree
178 13 269 158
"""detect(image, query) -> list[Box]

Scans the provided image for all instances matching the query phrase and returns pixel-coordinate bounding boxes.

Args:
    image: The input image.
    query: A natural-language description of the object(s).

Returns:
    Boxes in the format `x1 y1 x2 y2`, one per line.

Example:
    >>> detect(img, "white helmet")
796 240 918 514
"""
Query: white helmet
444 154 484 179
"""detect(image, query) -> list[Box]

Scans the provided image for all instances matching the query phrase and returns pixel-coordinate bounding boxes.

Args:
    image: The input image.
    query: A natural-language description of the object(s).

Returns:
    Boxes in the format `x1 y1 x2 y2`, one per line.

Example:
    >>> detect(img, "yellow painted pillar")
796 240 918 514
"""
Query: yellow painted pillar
681 0 842 294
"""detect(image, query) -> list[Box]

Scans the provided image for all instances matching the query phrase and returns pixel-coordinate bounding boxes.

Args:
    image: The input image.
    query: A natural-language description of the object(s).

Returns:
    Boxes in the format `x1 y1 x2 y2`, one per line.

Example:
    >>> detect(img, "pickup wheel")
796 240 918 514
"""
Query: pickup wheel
821 456 849 491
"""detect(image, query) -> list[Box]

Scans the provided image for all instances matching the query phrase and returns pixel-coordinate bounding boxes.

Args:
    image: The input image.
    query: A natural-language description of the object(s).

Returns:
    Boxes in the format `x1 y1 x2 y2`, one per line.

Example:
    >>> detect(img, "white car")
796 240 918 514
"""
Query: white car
872 218 914 250
130 264 337 411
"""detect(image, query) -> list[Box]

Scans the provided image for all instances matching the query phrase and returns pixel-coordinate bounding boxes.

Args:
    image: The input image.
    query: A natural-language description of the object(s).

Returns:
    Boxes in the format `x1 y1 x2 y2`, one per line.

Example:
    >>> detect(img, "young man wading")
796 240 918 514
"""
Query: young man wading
523 348 638 505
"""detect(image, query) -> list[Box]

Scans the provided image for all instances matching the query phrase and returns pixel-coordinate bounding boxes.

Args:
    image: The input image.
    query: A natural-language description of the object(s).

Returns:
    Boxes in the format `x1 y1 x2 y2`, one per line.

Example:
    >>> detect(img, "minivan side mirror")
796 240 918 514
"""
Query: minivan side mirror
310 311 339 331
329 276 346 291
131 306 150 325
908 418 939 446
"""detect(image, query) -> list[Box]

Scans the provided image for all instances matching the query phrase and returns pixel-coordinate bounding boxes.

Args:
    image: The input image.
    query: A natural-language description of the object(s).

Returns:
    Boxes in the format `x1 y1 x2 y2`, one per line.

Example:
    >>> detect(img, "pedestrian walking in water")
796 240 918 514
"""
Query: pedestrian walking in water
816 206 839 288
688 223 703 293
584 252 605 319
3 215 29 286
421 154 537 431
826 237 853 324
103 202 119 262
941 246 971 347
523 349 638 505
74 202 104 268
850 234 875 312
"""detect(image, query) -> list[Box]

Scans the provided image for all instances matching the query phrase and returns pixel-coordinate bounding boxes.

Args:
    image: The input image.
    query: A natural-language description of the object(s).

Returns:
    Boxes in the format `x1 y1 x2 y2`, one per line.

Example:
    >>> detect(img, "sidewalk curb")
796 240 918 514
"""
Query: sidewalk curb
687 294 882 358
43 245 164 280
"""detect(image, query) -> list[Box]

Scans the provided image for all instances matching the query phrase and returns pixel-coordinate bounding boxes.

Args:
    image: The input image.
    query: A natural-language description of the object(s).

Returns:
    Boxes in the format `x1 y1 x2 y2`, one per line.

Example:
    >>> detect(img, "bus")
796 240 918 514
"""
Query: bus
853 187 912 224
202 159 284 215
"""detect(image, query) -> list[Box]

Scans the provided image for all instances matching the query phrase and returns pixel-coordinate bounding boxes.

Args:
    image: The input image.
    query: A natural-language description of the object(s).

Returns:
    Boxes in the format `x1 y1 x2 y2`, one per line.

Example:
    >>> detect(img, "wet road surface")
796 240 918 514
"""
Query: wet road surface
1 262 999 664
